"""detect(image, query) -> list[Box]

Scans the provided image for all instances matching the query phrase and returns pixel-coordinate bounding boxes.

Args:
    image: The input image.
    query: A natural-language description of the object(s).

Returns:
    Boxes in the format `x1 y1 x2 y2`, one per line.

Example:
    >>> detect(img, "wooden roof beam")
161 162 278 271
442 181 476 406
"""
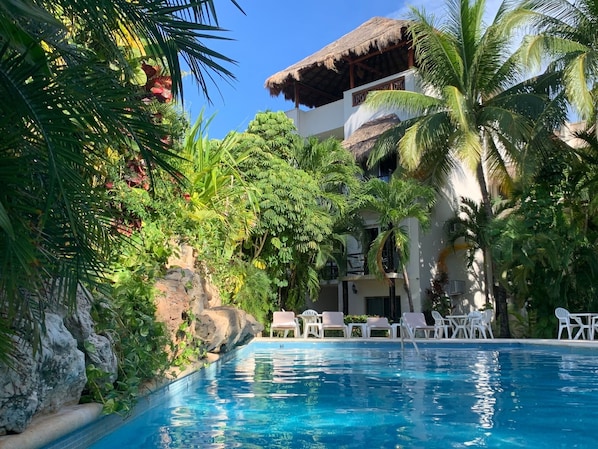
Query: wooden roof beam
293 81 339 106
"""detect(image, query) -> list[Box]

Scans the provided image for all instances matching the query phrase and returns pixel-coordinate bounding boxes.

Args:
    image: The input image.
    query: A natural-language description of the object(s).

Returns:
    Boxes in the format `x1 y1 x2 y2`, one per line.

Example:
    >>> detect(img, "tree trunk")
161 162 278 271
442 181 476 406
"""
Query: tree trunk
476 161 510 337
494 283 510 338
400 257 415 312
476 163 494 306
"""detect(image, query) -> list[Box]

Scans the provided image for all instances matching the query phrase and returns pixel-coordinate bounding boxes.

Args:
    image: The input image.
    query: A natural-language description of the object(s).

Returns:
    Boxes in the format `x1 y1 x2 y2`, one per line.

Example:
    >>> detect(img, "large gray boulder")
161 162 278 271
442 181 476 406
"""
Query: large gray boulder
0 312 86 435
63 285 117 382
196 306 264 353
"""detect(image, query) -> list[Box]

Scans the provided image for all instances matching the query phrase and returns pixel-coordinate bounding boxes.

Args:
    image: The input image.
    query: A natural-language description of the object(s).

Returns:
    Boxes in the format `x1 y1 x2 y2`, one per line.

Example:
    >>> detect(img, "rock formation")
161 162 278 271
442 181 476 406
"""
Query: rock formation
0 313 86 435
155 244 264 357
196 306 263 353
0 244 262 435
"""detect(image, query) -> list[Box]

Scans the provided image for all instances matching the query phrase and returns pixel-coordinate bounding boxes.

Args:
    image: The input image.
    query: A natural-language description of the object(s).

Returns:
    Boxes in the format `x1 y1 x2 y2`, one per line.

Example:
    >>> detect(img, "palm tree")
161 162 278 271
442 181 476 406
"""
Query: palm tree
365 0 559 336
365 176 436 313
0 0 240 359
445 197 507 308
178 113 258 257
519 0 598 122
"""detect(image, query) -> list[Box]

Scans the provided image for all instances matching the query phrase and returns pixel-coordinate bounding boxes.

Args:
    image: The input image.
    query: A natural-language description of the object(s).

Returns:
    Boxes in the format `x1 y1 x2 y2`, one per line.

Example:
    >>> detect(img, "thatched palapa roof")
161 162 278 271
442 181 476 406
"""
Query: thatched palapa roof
342 114 400 161
264 17 412 109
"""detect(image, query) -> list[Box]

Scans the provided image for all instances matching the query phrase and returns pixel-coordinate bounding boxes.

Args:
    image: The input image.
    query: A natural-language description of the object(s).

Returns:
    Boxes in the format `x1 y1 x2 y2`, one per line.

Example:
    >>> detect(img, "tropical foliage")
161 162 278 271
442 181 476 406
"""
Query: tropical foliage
520 0 598 121
233 112 338 311
365 0 570 336
490 131 598 337
8 0 598 419
0 0 242 360
365 176 436 313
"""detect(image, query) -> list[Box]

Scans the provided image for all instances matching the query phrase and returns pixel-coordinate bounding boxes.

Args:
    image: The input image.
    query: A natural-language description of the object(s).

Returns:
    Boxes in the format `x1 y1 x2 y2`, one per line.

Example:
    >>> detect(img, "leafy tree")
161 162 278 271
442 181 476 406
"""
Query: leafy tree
294 137 368 279
235 112 335 311
0 0 240 359
364 176 436 312
520 0 598 121
490 143 598 337
365 0 562 336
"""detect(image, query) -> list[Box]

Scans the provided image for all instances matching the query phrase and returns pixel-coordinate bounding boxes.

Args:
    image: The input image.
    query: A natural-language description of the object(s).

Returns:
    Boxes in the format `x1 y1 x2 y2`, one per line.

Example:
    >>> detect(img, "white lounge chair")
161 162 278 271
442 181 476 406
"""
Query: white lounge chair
555 307 583 339
402 312 435 339
431 310 451 338
319 311 348 338
365 317 393 338
270 311 300 338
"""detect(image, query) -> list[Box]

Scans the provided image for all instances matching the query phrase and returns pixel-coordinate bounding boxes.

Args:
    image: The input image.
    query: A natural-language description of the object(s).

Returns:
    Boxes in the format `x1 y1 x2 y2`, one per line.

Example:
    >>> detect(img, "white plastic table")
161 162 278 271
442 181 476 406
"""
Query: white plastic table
569 313 598 340
348 323 367 338
446 315 469 338
298 313 322 338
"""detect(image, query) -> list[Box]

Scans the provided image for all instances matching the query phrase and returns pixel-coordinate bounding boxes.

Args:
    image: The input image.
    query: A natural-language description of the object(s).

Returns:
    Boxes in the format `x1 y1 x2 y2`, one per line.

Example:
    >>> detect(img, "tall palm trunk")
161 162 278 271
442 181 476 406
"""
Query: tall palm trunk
475 162 494 305
399 255 415 312
476 161 511 337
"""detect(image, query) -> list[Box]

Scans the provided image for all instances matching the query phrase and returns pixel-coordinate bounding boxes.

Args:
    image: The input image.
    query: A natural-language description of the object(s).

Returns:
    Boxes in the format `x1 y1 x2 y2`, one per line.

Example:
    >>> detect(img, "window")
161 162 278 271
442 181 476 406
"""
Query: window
366 295 401 320
366 296 389 316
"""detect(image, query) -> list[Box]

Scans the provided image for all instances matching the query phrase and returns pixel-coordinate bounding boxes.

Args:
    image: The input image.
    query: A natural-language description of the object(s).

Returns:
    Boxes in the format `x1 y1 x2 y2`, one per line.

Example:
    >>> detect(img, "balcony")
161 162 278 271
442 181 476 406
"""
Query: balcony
288 69 417 140
351 76 405 107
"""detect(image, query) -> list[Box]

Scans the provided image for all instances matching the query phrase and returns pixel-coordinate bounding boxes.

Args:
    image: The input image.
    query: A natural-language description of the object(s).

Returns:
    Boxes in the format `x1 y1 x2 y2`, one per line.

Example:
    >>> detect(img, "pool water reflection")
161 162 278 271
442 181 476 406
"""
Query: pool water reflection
89 341 598 448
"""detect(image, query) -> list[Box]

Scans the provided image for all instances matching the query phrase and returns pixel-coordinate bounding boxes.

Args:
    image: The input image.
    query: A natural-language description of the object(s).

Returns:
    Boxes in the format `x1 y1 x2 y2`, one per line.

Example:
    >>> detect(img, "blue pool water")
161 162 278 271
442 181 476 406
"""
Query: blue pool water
88 341 598 448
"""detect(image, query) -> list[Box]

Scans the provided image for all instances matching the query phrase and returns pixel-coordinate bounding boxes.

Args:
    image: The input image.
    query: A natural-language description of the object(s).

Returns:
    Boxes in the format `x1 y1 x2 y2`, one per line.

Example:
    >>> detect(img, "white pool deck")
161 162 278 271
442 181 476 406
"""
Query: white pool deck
1 338 597 449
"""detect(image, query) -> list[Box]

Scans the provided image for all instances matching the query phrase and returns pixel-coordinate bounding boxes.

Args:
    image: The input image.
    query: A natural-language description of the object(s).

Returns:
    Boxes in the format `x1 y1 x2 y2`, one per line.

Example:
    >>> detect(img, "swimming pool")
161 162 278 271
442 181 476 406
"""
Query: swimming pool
77 341 598 448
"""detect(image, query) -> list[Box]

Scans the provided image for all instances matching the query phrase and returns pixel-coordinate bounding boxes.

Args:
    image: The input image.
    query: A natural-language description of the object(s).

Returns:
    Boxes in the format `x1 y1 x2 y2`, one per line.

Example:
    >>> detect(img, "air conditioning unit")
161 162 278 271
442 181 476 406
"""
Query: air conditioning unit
447 280 466 296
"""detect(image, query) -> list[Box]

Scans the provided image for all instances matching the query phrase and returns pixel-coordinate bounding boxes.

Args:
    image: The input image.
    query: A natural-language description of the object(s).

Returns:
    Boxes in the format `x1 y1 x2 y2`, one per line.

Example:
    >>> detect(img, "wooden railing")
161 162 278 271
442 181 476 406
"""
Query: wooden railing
352 76 405 107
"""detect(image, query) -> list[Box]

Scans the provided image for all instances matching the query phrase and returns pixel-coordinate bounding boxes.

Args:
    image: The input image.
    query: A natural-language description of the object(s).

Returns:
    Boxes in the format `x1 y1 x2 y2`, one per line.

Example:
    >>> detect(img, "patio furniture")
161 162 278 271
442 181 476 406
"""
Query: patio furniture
348 322 367 338
555 307 584 340
401 312 435 339
469 310 494 339
391 322 402 339
270 311 300 338
568 312 595 340
298 309 321 338
431 310 451 338
446 314 470 338
365 317 393 338
320 311 348 338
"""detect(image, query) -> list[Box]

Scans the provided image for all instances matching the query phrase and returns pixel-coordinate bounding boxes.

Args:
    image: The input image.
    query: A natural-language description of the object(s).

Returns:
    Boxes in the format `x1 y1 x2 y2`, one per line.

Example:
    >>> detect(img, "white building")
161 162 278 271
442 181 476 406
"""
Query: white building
264 17 486 320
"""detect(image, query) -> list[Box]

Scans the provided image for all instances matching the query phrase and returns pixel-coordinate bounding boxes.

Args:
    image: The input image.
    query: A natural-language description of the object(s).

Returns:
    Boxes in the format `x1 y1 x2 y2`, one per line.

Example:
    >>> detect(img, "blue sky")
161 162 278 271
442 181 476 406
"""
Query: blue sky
182 0 501 139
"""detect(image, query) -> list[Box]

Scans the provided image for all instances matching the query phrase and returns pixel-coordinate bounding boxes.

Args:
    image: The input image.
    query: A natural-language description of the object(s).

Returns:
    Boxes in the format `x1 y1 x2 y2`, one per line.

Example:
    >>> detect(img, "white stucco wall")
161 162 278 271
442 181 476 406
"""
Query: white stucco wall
343 69 417 139
285 67 489 316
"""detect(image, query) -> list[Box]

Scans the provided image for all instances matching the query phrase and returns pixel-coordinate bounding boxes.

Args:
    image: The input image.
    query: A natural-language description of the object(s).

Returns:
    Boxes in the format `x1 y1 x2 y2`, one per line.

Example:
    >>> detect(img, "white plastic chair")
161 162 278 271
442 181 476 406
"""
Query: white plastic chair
319 311 348 338
270 311 300 338
431 311 451 338
301 309 321 338
555 307 583 340
469 310 494 339
401 312 435 339
365 316 393 338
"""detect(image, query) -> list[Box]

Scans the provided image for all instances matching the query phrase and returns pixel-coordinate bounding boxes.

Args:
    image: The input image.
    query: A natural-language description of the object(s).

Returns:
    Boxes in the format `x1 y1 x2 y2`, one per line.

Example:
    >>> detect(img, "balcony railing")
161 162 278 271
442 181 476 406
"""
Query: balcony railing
347 248 396 276
320 248 397 281
320 261 339 281
351 76 405 107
